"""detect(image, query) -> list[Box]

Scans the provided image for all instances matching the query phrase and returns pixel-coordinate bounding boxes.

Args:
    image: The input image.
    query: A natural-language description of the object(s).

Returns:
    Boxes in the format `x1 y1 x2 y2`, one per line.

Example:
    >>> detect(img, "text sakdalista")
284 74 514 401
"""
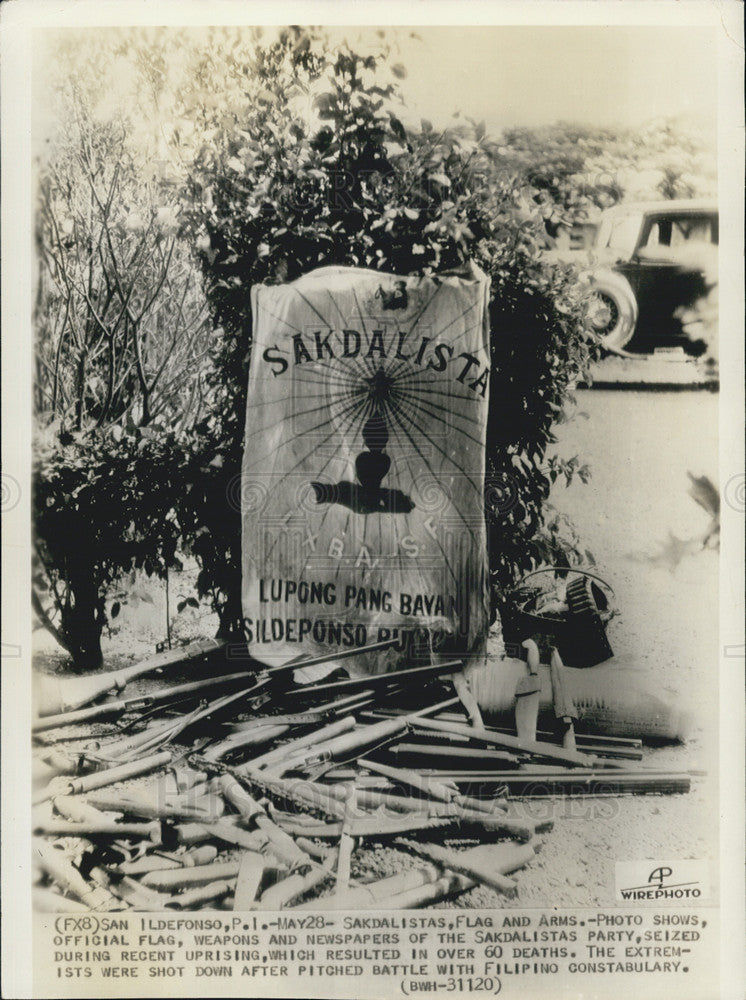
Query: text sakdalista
262 327 489 397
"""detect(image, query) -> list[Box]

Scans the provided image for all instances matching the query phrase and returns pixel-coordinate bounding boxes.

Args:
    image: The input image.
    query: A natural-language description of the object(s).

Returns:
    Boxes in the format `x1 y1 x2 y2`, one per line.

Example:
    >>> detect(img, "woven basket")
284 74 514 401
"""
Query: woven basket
502 566 615 668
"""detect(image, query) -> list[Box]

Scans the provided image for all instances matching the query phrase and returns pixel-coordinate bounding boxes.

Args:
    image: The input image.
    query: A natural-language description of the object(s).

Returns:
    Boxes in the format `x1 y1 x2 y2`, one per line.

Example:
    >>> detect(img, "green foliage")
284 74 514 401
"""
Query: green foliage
497 119 716 238
173 28 597 633
32 425 184 669
497 124 624 236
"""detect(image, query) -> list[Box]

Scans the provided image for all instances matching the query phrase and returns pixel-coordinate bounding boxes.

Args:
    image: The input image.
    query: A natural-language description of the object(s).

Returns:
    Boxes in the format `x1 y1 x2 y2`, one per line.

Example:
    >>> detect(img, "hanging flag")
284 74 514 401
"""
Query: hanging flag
241 264 492 676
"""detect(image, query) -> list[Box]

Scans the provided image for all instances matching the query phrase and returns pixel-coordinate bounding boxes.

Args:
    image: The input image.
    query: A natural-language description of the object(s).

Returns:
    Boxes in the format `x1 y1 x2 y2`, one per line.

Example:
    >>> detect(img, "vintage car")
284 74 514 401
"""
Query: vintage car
584 200 718 356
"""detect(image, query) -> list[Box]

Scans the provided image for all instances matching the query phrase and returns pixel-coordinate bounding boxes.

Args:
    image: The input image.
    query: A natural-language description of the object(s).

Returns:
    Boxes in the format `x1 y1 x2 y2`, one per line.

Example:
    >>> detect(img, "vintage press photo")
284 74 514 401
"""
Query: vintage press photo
1 2 744 998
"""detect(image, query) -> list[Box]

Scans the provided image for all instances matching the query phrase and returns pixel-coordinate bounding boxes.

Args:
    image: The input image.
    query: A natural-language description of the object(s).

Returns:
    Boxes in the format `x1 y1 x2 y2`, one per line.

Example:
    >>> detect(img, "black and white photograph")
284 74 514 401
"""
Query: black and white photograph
1 2 743 998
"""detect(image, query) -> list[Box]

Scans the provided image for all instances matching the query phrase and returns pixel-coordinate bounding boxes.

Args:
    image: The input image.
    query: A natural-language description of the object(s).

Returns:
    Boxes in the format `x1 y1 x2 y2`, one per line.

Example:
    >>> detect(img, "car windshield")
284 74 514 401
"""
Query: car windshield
639 215 716 249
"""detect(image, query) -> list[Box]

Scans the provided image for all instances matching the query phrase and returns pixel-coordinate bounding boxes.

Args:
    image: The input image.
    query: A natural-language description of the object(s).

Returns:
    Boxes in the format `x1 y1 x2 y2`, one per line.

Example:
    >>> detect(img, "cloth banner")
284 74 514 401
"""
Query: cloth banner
241 265 492 676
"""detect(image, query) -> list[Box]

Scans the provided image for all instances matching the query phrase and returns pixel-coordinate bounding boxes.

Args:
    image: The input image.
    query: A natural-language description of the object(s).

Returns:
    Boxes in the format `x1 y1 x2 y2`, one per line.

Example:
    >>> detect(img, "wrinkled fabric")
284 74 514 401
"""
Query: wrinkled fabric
241 265 491 676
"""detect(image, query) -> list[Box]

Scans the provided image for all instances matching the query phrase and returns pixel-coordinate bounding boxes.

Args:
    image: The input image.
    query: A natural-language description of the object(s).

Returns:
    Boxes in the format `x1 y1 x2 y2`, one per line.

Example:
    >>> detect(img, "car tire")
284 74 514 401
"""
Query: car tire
588 271 638 353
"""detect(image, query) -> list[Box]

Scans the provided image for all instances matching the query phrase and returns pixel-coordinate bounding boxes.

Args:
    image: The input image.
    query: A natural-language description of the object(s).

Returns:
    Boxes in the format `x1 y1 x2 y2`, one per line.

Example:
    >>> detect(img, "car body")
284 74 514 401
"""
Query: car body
557 200 718 356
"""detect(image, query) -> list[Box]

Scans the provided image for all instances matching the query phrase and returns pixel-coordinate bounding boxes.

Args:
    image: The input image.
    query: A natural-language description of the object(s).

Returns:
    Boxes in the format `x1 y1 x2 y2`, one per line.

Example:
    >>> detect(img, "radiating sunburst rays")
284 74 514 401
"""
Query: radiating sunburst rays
244 275 489 597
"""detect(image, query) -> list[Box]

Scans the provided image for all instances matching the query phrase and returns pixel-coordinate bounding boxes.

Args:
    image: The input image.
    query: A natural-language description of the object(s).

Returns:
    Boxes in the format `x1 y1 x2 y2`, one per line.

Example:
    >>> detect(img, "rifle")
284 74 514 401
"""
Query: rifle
387 742 521 767
363 708 644 758
282 659 466 701
342 768 695 796
413 715 627 769
32 670 255 732
278 695 461 776
240 716 357 773
34 635 400 718
89 642 396 764
35 750 173 804
357 757 508 814
35 638 228 716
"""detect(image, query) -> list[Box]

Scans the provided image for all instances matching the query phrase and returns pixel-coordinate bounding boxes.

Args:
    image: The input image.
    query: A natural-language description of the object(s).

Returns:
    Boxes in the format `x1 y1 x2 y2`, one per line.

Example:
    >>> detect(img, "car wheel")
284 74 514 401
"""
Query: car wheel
588 272 638 353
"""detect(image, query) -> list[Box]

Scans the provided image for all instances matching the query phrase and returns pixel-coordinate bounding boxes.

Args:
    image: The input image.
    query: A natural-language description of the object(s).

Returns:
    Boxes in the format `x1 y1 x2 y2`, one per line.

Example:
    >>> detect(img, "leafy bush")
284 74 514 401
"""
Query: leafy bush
173 29 597 633
32 425 184 669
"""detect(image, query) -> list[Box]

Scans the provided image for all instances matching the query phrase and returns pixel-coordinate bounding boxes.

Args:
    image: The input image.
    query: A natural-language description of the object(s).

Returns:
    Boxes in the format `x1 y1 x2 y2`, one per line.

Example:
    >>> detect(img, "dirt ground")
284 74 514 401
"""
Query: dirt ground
33 385 720 909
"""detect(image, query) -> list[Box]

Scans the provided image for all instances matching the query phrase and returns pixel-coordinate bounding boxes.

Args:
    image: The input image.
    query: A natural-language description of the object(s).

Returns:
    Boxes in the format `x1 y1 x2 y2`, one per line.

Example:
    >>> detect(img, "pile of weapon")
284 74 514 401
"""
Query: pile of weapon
32 638 696 913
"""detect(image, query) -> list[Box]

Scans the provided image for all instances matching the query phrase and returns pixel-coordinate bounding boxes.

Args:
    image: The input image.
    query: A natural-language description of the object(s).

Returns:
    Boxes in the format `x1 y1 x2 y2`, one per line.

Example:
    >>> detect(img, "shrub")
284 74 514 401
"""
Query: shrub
174 29 597 634
32 425 184 669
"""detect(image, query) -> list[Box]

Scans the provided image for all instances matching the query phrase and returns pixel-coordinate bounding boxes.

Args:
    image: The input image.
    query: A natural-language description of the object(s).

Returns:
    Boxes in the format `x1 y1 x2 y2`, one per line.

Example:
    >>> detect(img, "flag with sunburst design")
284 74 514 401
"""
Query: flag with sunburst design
241 265 491 676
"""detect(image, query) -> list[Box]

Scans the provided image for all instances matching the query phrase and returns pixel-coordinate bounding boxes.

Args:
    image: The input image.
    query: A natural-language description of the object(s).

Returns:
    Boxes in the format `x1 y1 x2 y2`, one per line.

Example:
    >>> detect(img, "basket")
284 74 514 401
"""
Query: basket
502 566 615 668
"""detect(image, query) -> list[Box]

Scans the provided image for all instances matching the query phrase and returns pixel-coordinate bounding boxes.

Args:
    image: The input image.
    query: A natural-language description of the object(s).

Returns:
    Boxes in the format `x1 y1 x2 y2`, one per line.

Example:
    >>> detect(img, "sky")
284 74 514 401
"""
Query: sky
368 26 718 135
32 22 719 148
